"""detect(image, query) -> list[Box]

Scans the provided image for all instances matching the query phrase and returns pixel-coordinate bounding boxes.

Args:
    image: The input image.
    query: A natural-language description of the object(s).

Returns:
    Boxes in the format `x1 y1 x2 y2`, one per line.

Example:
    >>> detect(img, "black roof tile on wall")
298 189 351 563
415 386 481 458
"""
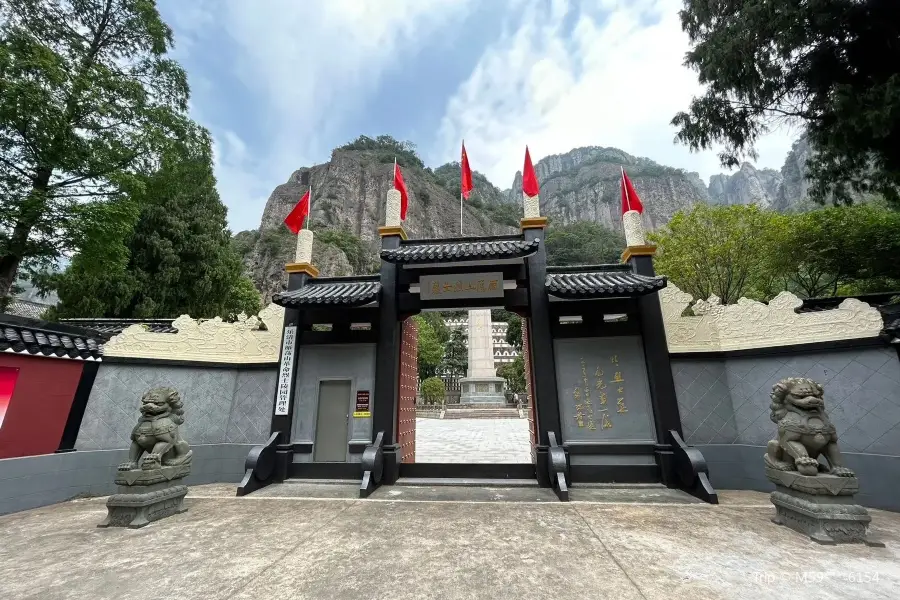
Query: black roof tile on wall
59 319 179 336
381 236 540 264
545 264 667 299
0 315 105 360
272 276 381 308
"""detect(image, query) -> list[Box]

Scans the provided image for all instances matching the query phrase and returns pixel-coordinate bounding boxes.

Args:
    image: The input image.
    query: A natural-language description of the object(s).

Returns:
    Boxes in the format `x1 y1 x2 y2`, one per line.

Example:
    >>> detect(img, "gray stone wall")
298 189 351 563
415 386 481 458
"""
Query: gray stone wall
76 363 276 450
673 346 900 511
0 444 253 516
291 344 376 462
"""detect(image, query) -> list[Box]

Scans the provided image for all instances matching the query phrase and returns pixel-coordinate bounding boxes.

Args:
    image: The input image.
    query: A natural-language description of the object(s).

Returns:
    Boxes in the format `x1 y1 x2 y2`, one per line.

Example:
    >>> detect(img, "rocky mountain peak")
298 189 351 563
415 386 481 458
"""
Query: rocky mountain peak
236 135 817 304
506 146 710 230
708 162 783 208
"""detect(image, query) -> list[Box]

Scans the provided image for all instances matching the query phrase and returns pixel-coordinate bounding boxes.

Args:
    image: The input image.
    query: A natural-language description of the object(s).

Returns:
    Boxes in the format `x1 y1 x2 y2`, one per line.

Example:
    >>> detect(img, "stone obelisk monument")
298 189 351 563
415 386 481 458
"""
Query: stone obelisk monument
459 309 506 405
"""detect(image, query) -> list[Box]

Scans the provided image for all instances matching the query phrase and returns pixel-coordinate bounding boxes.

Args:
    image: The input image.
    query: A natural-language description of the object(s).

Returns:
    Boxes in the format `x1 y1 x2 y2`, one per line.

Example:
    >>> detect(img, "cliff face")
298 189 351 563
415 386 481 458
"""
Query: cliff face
706 137 824 212
507 146 710 230
243 148 515 302
708 163 783 208
240 138 817 302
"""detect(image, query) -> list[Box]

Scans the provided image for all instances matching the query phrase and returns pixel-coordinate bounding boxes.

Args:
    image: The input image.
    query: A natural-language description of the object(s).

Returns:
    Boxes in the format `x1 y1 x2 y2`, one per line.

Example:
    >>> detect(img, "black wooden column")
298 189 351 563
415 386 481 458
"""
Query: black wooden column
372 228 404 484
625 246 681 487
521 219 562 487
271 265 315 482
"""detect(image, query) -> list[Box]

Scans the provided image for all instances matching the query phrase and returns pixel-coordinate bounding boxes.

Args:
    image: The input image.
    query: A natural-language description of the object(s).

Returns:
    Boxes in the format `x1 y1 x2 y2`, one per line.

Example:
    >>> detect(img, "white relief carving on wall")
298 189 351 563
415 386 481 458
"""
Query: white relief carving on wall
102 283 884 361
659 283 885 353
103 303 285 363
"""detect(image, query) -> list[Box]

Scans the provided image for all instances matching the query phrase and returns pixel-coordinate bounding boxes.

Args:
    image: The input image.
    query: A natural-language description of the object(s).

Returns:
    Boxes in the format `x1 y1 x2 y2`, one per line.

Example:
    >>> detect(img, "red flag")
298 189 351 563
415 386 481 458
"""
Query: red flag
461 142 474 199
394 161 409 220
620 168 644 214
284 189 310 234
522 146 539 197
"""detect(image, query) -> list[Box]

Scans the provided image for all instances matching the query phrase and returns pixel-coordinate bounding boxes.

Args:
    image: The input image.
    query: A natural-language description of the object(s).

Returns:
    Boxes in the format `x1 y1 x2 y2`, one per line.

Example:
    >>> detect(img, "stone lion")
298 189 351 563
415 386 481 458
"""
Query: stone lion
118 387 193 471
764 377 854 477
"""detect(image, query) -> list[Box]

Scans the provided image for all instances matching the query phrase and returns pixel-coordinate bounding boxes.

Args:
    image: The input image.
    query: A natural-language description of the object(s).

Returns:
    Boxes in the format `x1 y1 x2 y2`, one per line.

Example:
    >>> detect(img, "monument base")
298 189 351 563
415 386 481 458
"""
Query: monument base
765 468 882 546
459 376 507 406
100 470 189 529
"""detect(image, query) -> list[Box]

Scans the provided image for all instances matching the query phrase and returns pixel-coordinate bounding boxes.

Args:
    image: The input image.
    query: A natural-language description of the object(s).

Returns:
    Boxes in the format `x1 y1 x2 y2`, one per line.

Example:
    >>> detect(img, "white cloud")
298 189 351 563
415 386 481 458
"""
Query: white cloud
166 0 478 230
435 0 799 189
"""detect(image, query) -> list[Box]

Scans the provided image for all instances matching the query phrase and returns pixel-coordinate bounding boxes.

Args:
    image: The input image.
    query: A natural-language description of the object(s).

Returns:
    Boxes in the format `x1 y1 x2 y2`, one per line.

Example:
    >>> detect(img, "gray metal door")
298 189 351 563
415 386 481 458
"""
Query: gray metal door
314 380 351 462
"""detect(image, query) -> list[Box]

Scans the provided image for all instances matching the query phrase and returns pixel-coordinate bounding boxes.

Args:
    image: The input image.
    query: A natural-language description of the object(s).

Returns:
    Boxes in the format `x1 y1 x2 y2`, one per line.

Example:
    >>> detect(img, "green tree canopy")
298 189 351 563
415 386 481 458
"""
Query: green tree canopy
0 0 196 303
649 204 785 304
492 309 523 351
47 131 259 319
505 316 522 352
651 202 900 305
497 355 526 395
413 314 444 381
673 0 900 206
545 221 625 266
414 311 450 346
775 203 900 297
440 327 468 379
337 135 423 169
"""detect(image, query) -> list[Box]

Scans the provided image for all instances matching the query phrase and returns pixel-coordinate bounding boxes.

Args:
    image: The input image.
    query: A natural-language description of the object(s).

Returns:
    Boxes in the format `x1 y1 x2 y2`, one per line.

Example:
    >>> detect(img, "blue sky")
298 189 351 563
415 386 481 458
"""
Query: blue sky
158 0 799 232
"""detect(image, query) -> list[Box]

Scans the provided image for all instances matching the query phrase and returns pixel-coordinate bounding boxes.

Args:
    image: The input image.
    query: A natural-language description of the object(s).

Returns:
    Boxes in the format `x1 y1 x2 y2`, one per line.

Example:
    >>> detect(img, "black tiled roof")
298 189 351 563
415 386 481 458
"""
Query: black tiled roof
60 318 179 336
381 235 540 264
273 276 381 308
545 265 667 299
0 315 105 360
4 299 50 320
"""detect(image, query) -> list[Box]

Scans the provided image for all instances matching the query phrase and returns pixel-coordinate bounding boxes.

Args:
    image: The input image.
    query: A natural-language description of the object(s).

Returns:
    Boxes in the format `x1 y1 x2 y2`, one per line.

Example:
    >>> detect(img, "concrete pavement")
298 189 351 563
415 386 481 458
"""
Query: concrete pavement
0 484 898 600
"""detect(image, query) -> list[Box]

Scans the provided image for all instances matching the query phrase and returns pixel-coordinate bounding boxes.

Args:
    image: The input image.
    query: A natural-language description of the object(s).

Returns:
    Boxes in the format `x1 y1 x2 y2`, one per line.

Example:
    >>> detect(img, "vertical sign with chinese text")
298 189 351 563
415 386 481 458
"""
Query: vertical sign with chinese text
274 326 298 416
554 336 656 442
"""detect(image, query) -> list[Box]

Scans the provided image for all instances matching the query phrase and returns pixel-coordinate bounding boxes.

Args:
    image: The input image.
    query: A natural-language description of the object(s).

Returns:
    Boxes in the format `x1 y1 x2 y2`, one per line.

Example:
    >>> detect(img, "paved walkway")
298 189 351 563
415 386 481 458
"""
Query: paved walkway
415 417 532 463
0 485 898 600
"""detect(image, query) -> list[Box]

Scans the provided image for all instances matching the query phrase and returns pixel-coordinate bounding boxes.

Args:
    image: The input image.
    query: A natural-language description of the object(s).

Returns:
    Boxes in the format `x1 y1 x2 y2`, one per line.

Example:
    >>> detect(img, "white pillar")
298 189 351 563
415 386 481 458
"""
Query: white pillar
385 189 402 227
523 192 540 219
623 209 646 246
295 228 314 263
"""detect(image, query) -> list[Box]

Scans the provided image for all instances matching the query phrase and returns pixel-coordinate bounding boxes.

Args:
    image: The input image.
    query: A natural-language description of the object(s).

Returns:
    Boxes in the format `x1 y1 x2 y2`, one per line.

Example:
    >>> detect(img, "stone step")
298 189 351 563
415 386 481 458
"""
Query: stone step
442 408 522 419
394 478 539 488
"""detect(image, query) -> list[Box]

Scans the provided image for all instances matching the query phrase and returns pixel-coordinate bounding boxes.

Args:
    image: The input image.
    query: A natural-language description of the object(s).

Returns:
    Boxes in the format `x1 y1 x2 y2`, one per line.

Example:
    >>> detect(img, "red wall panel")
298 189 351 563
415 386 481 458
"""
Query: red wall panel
398 318 418 463
0 354 84 459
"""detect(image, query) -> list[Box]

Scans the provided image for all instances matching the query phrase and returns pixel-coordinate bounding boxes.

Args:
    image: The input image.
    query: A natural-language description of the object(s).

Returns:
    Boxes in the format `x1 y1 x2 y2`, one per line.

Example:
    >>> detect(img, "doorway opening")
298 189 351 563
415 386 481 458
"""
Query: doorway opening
405 307 534 478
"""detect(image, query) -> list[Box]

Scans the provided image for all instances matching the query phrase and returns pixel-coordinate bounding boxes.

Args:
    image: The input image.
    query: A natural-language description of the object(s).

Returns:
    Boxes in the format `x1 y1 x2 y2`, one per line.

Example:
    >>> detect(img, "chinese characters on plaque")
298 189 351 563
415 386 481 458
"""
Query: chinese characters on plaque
419 272 504 301
274 325 297 416
573 353 627 432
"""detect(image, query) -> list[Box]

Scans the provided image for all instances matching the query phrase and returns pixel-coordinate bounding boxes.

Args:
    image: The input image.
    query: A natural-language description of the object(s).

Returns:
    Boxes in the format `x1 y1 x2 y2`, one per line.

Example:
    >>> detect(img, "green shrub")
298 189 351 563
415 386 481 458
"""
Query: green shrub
421 376 446 405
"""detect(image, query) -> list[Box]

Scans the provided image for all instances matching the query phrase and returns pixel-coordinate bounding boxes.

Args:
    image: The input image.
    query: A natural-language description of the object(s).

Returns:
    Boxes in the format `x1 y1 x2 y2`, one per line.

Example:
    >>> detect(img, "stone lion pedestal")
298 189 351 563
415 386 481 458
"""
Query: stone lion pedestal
763 377 882 546
99 465 190 529
766 469 882 546
98 387 193 529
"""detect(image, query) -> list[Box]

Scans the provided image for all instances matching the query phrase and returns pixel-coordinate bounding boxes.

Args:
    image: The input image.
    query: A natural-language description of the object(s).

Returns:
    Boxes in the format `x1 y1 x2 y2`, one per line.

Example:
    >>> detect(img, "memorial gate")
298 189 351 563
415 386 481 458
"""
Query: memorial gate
235 184 718 502
4 172 896 515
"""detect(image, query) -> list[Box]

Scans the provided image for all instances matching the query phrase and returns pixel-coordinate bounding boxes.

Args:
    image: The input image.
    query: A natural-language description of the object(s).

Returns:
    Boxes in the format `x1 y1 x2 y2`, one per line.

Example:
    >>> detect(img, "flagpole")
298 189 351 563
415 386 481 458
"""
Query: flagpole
460 191 463 236
307 182 313 231
621 166 631 212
